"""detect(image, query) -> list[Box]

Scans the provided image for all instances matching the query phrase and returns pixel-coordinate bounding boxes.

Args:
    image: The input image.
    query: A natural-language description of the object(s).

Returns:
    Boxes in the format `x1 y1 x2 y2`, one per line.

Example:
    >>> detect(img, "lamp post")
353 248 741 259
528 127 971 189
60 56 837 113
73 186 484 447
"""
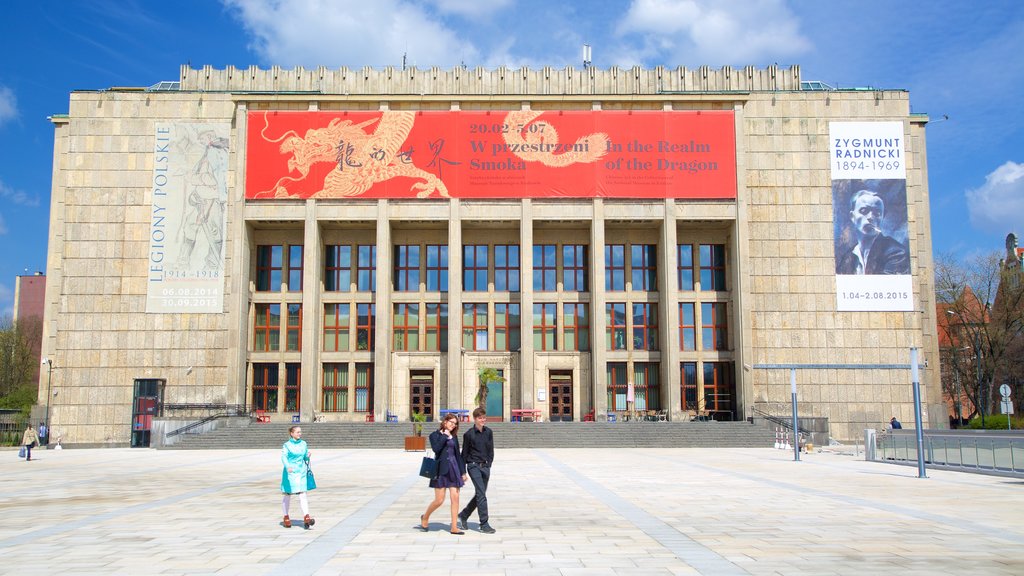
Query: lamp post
41 357 53 444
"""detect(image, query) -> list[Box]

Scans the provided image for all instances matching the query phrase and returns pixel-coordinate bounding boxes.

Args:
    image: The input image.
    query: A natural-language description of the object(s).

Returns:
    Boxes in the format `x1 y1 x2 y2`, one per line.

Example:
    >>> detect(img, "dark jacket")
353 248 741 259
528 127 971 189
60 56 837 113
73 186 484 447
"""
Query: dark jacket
429 429 466 479
836 233 910 275
461 425 494 466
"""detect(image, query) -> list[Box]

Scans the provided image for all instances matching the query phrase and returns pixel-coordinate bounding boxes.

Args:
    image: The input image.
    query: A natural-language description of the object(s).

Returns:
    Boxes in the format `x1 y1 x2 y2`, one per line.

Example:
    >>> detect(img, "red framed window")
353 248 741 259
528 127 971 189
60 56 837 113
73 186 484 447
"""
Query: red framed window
679 303 696 351
393 303 420 351
681 362 698 411
356 303 375 351
605 245 625 291
699 244 726 291
533 303 557 351
630 244 656 291
606 303 627 350
606 362 628 411
533 244 557 291
394 245 421 292
322 363 349 412
426 245 449 292
563 244 588 292
256 245 282 291
703 362 734 413
254 303 280 351
494 245 520 292
253 363 278 411
701 302 728 351
563 303 590 351
287 245 303 291
462 303 488 351
357 245 376 292
463 245 488 291
495 303 520 351
323 303 350 352
632 362 660 410
677 244 694 291
425 303 448 351
285 363 300 412
632 302 658 351
286 304 302 351
325 245 352 292
355 363 373 412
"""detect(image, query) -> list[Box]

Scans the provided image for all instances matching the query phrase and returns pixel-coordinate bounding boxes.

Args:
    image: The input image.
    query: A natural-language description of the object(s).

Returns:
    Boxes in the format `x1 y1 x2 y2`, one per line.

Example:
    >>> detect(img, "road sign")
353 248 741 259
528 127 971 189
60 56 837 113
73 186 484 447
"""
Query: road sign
999 384 1011 398
1001 399 1014 415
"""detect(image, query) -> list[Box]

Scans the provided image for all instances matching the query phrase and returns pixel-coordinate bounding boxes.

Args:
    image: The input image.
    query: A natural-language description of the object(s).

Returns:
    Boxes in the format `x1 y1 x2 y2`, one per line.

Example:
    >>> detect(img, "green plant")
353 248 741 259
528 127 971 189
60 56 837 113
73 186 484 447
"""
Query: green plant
965 414 1024 430
411 409 427 436
475 367 506 412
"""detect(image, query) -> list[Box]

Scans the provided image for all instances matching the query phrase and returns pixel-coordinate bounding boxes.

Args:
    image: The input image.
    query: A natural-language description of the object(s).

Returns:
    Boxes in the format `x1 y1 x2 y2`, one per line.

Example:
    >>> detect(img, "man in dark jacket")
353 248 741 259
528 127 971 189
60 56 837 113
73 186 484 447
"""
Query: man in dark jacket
458 407 496 533
836 190 910 275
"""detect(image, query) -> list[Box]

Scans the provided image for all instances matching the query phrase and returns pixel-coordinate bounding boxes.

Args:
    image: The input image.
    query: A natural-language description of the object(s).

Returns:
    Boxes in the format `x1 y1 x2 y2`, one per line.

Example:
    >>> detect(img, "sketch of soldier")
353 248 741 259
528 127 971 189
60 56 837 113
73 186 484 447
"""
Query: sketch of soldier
176 130 229 271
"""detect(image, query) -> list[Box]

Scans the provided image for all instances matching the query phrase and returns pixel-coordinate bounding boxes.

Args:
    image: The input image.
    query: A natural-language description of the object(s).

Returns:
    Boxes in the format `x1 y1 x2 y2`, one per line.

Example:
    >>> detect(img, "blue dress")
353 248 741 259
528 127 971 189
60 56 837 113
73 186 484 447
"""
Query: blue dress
280 438 313 494
429 434 464 489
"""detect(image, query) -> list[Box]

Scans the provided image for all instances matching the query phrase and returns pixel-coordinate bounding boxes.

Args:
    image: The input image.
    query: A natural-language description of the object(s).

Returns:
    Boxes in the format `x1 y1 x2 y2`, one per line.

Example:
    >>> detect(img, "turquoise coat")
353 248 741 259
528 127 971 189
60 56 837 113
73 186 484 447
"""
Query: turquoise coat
280 438 313 494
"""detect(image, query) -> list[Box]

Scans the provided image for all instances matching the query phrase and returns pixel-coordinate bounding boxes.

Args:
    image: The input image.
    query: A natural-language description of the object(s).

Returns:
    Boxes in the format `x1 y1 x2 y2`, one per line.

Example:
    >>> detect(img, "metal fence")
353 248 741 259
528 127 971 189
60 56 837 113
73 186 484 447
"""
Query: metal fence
875 430 1024 476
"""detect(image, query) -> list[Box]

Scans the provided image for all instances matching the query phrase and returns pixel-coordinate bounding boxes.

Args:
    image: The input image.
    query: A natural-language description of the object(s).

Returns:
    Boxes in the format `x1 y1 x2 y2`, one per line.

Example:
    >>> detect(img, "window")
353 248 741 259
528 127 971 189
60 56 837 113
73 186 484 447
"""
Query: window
393 303 420 351
630 244 656 291
394 245 421 292
495 245 520 292
253 363 278 411
463 303 488 351
632 362 660 410
681 362 698 410
254 304 280 351
426 245 448 292
563 244 588 292
322 363 349 412
677 245 694 291
605 245 625 291
533 245 557 291
495 303 520 351
699 244 726 291
703 362 734 412
632 303 658 351
355 363 373 412
357 245 376 292
425 303 448 351
533 303 557 351
325 245 352 292
563 303 590 351
356 303 375 351
286 304 302 352
285 363 300 411
679 303 696 351
256 245 282 291
287 245 303 291
606 362 628 411
701 303 728 351
323 303 350 352
606 303 627 350
464 245 488 291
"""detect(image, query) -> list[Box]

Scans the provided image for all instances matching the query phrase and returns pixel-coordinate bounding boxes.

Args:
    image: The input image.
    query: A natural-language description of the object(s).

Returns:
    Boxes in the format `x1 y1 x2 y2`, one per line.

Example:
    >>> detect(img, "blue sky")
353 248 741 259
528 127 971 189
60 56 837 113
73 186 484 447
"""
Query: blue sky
1 0 1022 316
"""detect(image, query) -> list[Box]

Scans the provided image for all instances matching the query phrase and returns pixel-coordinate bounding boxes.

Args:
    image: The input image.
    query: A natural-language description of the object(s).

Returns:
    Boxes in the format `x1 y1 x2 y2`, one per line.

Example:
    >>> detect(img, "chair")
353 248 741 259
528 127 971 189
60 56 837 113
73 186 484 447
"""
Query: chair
291 414 300 423
657 410 667 422
584 409 595 422
386 410 398 422
607 412 617 422
364 413 375 422
254 409 270 423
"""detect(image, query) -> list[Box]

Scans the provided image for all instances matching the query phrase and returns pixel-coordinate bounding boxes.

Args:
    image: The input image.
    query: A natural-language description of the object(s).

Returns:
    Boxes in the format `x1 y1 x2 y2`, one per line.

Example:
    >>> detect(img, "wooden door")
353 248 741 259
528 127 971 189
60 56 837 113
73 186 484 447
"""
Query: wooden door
410 371 434 421
548 371 573 422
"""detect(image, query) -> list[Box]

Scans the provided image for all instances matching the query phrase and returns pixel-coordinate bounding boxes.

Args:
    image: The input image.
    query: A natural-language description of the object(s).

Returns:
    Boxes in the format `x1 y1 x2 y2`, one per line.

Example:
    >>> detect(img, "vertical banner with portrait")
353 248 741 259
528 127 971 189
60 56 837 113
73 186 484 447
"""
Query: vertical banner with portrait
831 121 913 311
146 122 231 313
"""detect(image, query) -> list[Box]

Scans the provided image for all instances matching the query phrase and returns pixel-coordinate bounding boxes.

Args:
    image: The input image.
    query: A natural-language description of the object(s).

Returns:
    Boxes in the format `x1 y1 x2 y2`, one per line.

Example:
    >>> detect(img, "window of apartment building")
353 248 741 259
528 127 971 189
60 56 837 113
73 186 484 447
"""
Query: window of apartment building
563 244 588 292
357 245 377 292
703 362 734 412
605 245 626 291
464 245 488 291
286 304 302 352
426 245 448 292
463 303 489 351
393 303 420 351
630 244 656 291
254 304 280 351
533 245 557 291
677 244 694 291
679 303 696 351
285 363 300 412
606 303 627 350
354 363 373 412
681 362 698 411
288 245 303 290
322 363 349 412
699 244 726 291
701 302 728 351
494 245 520 292
323 303 350 352
256 245 283 291
495 303 521 351
394 245 421 292
324 245 352 292
563 303 590 351
606 362 628 411
356 303 375 351
425 303 448 351
632 362 660 410
533 303 557 351
253 363 278 411
632 303 658 351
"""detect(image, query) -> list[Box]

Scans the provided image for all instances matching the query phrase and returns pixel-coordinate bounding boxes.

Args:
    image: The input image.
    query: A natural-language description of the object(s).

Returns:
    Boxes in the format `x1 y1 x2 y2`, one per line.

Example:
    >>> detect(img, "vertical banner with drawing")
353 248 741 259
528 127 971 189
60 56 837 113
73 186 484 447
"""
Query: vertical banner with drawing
831 121 913 311
146 123 230 313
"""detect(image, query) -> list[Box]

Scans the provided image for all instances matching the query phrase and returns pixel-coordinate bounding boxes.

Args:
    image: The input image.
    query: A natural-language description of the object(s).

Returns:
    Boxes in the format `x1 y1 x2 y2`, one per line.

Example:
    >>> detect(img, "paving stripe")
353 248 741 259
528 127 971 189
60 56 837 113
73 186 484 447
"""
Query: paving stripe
267 472 421 576
537 449 749 576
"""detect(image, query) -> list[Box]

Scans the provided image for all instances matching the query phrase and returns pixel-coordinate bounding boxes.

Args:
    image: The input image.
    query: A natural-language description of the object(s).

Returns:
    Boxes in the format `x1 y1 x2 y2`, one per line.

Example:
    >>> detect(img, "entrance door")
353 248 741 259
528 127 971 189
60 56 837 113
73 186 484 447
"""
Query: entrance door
131 378 164 447
485 370 504 421
549 371 573 422
410 371 434 421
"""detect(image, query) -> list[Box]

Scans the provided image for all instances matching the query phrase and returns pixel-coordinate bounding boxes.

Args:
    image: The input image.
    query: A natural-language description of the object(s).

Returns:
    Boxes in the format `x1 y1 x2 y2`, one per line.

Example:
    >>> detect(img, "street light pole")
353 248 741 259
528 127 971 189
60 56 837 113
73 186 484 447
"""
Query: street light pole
41 357 53 445
975 331 984 427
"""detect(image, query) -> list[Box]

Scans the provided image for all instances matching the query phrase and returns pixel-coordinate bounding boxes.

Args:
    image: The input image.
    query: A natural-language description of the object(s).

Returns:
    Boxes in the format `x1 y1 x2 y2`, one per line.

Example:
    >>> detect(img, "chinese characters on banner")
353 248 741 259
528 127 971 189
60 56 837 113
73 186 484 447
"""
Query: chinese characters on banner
146 123 230 314
831 121 913 311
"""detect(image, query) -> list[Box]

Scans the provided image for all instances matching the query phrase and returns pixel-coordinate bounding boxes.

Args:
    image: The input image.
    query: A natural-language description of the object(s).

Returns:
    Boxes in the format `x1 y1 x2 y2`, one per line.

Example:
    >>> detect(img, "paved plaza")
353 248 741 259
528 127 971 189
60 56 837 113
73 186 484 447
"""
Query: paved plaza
1 445 1021 575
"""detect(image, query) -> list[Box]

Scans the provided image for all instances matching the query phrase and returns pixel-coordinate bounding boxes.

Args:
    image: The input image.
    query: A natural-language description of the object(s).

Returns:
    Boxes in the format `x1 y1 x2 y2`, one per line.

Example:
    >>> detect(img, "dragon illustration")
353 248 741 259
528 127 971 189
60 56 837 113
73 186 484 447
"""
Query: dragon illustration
502 110 608 167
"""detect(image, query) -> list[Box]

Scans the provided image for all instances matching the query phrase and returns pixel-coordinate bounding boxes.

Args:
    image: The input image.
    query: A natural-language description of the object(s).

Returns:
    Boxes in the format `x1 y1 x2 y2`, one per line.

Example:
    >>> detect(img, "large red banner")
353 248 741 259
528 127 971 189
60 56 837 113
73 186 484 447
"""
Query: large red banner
245 110 736 200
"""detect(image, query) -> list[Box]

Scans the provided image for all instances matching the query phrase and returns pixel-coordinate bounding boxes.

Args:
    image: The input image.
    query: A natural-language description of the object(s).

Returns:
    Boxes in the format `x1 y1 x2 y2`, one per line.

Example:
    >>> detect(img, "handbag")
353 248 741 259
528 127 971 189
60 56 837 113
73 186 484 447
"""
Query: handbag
18 447 26 458
306 465 317 491
418 456 438 478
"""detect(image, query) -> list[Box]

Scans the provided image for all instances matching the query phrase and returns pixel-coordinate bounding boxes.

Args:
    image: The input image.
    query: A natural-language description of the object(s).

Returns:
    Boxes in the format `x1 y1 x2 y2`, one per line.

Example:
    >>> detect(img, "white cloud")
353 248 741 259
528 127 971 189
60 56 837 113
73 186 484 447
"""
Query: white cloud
0 178 40 207
0 86 17 126
430 0 512 19
224 0 480 69
615 0 810 66
967 161 1024 231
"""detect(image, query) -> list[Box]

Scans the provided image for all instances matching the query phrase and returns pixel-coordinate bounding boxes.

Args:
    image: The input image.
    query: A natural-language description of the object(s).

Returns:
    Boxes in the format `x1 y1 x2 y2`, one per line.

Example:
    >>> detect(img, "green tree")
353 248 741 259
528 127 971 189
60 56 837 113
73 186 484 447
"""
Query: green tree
0 315 42 414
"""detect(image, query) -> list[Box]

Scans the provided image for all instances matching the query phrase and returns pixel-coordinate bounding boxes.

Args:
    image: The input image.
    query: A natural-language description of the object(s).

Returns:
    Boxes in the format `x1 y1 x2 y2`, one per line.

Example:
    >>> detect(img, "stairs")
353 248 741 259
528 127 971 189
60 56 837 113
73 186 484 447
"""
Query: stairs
159 420 777 450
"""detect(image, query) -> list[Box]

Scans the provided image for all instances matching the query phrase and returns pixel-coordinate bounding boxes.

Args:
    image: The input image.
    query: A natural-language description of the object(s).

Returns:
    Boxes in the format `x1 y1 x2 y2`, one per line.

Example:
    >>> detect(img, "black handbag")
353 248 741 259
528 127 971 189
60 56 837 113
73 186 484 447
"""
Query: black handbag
419 456 438 478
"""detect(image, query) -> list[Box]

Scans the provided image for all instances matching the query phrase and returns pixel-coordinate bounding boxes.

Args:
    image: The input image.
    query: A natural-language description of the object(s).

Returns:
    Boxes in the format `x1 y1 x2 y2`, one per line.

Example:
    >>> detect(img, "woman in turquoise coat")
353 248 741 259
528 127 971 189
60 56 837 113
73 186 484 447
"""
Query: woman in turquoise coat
280 425 316 529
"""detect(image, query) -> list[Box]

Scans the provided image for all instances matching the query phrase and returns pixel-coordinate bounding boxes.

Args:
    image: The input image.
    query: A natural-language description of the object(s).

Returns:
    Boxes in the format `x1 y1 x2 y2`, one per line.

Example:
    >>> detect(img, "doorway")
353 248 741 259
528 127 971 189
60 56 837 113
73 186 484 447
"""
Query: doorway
410 371 434 421
131 378 164 447
485 370 504 421
549 371 573 422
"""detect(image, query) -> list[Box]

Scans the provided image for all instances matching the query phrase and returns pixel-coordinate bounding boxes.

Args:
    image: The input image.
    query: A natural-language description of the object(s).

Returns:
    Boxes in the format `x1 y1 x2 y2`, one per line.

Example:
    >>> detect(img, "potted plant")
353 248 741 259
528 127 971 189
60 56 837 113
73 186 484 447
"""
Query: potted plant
404 410 427 451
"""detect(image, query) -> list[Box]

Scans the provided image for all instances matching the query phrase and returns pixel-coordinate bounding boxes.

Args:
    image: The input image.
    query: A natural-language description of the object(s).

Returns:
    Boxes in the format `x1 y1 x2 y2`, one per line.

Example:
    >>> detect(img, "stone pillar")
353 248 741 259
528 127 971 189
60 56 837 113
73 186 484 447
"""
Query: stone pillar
373 199 391 422
299 200 321 420
591 199 607 417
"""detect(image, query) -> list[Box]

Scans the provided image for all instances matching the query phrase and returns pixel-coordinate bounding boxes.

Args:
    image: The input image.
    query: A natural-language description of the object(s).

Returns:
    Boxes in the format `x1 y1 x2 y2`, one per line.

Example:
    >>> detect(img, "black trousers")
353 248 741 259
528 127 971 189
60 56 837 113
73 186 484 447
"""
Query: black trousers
460 463 490 525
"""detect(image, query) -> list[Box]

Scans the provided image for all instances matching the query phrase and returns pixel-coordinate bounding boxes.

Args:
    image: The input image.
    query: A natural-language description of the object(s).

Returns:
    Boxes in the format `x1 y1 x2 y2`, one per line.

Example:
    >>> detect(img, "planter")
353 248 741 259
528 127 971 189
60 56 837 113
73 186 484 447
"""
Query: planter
404 435 426 451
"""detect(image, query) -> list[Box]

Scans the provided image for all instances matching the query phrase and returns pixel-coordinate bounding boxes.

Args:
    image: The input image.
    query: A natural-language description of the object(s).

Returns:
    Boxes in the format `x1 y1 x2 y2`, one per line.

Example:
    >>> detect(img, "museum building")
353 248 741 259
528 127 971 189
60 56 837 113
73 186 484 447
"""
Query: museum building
39 64 944 446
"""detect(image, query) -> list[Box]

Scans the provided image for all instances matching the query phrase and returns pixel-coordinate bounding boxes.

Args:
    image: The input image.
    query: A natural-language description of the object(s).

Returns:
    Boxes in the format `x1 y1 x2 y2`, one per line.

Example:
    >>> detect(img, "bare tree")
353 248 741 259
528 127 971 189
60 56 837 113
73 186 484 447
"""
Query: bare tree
0 315 42 399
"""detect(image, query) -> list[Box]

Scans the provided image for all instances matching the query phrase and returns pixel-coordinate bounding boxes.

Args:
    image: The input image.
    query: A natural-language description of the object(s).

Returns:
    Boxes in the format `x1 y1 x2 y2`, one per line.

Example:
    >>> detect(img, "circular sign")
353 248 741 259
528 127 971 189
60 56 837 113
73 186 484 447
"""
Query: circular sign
999 384 1012 398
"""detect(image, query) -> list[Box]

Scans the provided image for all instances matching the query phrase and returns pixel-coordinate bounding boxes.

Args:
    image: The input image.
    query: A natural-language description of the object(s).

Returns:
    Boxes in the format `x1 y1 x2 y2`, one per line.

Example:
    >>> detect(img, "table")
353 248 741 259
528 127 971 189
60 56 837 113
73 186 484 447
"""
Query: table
511 409 541 422
439 409 470 422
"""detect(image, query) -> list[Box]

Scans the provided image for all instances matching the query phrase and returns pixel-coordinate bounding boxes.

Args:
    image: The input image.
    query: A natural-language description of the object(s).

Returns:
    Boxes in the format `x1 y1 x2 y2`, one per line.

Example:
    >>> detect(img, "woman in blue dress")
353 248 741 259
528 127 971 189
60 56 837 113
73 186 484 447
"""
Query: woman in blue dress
418 414 468 534
281 425 316 529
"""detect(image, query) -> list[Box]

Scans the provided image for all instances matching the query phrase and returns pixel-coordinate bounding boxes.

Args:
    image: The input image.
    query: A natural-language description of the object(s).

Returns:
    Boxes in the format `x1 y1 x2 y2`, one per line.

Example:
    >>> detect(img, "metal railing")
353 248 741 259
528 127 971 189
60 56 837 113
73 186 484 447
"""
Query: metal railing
164 404 248 438
876 430 1024 476
752 404 811 436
